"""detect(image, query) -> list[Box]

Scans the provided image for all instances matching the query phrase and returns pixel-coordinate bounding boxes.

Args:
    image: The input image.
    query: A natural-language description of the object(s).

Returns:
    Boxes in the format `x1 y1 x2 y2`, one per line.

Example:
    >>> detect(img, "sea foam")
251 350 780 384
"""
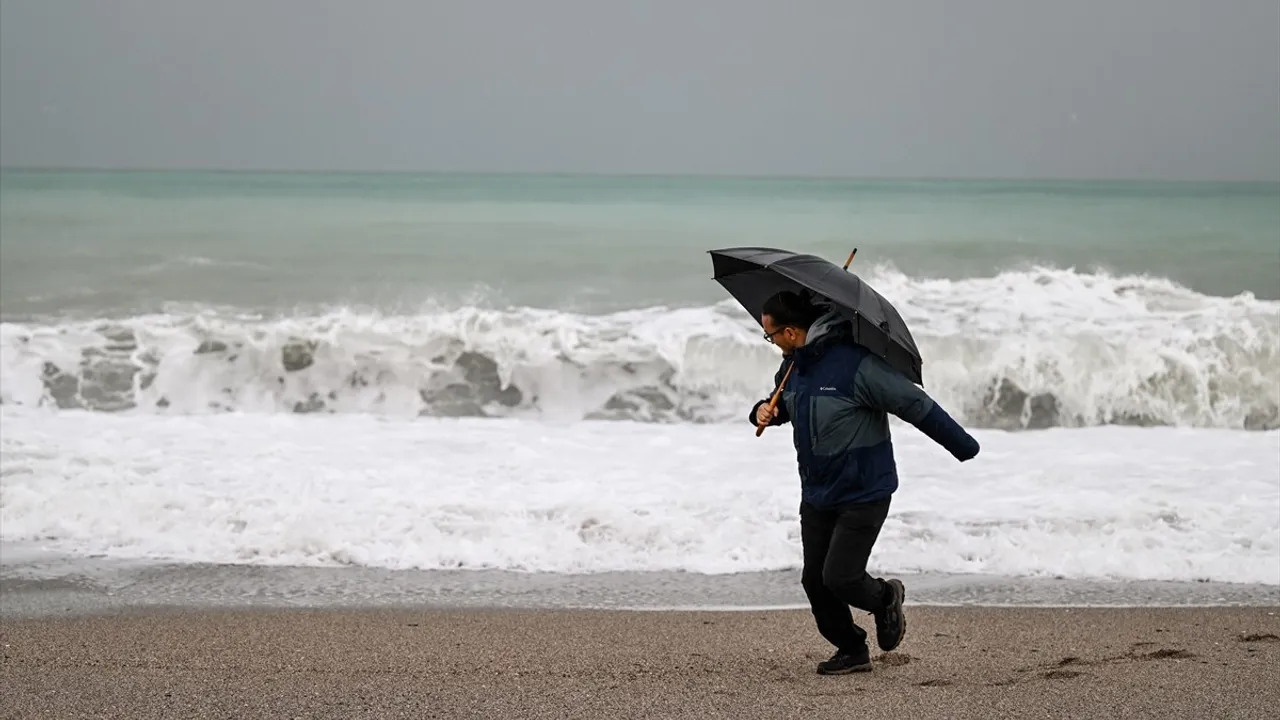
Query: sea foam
1 408 1276 583
3 266 1276 430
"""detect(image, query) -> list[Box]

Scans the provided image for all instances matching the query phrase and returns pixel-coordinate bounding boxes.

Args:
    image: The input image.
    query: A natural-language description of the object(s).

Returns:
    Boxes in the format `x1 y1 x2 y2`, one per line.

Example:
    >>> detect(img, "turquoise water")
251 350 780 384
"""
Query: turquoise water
1 170 1277 429
1 169 1277 319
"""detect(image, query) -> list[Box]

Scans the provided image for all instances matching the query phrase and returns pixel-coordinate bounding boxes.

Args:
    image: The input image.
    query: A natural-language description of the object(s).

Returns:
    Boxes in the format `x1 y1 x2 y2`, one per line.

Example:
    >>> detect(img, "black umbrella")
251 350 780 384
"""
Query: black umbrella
708 246 925 386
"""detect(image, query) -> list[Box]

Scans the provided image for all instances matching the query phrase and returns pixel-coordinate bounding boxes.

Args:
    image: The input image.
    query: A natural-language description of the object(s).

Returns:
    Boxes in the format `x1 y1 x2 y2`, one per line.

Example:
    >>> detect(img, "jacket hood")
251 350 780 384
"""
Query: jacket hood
805 308 845 345
791 308 851 366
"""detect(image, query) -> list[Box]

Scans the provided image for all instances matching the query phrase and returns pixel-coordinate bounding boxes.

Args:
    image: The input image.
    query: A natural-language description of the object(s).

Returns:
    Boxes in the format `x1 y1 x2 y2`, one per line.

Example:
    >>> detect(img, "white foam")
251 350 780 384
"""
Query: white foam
874 265 1280 429
2 407 1276 584
2 266 1278 430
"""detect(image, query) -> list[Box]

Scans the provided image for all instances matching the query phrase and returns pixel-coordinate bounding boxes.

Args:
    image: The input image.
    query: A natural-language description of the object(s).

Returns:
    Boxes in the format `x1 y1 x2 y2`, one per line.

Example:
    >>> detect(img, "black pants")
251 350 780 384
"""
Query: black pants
799 497 892 654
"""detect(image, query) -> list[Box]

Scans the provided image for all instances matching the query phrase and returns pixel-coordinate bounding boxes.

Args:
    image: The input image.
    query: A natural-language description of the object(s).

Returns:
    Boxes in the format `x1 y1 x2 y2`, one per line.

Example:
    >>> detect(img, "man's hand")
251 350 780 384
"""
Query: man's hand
756 403 778 427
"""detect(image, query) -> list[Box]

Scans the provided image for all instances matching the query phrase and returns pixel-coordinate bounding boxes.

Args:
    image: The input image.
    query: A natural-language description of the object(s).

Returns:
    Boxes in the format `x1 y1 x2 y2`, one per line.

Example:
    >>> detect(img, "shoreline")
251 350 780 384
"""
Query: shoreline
3 554 1278 621
3 605 1277 719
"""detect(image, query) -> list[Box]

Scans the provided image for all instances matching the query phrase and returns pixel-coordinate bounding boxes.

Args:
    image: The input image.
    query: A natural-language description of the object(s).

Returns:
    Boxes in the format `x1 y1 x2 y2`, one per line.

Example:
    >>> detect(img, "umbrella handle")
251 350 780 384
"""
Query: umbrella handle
755 362 795 437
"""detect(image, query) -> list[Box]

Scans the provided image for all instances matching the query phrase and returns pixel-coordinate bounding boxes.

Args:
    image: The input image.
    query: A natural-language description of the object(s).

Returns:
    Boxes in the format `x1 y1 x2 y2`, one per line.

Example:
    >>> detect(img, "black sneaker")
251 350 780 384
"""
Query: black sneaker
874 578 906 652
816 649 872 675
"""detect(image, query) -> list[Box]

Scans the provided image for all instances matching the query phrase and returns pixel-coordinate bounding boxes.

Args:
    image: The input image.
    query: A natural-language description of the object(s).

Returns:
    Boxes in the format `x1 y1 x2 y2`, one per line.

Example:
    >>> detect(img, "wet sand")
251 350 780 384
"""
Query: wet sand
2 606 1278 719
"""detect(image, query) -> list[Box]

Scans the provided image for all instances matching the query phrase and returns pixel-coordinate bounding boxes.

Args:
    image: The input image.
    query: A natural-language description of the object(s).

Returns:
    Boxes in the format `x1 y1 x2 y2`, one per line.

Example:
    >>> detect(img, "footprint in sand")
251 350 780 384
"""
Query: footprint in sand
878 653 911 667
1030 647 1194 675
1239 633 1279 643
1135 648 1196 660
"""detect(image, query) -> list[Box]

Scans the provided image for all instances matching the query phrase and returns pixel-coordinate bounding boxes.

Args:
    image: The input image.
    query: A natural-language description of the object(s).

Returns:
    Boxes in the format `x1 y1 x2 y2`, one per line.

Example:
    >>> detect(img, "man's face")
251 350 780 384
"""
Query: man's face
761 314 804 354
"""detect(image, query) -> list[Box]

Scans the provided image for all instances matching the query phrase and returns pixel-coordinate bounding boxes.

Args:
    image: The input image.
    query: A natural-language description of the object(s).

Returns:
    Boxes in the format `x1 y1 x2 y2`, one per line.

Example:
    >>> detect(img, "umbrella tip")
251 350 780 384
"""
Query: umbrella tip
843 248 858 271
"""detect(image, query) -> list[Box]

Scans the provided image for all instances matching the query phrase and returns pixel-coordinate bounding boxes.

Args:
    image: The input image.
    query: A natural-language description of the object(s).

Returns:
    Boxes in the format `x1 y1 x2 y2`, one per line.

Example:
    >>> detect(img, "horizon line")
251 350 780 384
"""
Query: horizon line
1 164 1277 185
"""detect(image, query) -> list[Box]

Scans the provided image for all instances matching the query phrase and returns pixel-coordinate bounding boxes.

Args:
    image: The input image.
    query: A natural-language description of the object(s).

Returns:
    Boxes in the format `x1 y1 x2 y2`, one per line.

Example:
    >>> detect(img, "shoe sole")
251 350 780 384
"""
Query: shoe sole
879 579 906 652
817 663 873 675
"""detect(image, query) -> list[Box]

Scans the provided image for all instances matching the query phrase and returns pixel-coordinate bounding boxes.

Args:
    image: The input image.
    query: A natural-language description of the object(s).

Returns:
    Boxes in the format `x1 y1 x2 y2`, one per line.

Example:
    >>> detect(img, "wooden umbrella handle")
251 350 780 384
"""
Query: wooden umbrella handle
755 362 795 437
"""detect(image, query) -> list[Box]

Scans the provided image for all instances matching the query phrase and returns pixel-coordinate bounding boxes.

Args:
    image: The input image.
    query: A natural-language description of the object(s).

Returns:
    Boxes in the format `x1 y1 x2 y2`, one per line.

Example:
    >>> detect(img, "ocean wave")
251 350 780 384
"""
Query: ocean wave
2 267 1277 430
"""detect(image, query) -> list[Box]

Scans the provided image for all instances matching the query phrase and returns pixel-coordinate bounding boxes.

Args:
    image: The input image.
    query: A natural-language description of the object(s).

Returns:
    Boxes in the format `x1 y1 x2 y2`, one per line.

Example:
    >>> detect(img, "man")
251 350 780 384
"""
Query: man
750 290 980 675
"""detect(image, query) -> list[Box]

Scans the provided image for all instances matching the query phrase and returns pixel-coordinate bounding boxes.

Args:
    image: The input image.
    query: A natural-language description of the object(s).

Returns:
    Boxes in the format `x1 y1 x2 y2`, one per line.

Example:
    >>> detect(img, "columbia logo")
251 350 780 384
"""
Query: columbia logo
820 386 838 391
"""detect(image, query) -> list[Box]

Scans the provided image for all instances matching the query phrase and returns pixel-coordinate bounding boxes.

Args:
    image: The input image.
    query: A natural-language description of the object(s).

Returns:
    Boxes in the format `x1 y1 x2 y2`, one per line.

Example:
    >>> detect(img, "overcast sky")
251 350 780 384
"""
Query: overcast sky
2 0 1277 180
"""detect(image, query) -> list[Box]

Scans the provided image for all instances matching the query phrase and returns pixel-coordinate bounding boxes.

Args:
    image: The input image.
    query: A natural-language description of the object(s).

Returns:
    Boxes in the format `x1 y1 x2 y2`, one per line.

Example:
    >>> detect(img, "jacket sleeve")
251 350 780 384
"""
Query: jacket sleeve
748 359 793 427
852 354 980 461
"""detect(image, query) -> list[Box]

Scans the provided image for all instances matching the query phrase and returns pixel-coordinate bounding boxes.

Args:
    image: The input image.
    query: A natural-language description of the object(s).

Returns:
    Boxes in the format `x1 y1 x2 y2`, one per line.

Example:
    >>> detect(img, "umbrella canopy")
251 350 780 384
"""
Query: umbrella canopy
708 246 925 386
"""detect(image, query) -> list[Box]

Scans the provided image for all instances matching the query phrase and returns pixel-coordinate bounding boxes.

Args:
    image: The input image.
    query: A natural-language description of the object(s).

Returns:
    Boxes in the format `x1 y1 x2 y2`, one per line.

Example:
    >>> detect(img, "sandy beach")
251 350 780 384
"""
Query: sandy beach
2 605 1277 719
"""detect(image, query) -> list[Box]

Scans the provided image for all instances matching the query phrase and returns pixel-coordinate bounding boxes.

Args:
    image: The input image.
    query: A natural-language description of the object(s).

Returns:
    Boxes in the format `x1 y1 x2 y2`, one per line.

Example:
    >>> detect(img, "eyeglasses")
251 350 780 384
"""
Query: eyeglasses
763 328 787 344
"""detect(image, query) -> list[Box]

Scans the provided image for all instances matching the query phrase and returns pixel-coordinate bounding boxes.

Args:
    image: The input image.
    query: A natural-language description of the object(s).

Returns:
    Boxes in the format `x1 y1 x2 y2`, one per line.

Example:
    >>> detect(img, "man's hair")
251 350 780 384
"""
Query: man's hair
761 291 824 329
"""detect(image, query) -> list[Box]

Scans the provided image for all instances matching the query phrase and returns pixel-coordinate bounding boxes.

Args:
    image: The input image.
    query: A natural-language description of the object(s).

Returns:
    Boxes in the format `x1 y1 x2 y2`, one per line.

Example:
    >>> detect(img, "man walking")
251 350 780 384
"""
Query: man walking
750 291 980 675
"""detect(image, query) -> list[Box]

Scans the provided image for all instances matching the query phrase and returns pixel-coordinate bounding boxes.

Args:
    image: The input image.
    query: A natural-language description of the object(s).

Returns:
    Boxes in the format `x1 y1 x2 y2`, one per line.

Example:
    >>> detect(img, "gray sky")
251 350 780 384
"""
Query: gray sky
2 0 1277 180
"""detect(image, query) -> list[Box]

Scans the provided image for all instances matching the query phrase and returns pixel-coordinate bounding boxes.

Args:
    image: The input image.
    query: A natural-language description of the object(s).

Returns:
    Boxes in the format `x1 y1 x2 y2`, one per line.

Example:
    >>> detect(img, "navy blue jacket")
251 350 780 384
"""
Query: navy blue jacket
750 311 979 508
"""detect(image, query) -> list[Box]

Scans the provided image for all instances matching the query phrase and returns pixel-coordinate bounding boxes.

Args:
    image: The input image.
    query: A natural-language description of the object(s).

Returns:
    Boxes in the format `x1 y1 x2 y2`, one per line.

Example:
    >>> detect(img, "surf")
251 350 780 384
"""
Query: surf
1 266 1276 430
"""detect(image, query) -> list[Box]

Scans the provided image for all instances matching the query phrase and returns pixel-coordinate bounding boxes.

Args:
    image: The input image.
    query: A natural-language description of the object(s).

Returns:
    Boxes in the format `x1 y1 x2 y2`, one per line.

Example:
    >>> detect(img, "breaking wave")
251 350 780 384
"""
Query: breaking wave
2 267 1277 430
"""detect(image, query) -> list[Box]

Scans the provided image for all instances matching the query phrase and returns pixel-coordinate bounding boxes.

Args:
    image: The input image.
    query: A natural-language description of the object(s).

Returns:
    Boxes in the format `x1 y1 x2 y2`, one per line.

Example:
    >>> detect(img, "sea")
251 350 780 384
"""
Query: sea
1 169 1277 615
